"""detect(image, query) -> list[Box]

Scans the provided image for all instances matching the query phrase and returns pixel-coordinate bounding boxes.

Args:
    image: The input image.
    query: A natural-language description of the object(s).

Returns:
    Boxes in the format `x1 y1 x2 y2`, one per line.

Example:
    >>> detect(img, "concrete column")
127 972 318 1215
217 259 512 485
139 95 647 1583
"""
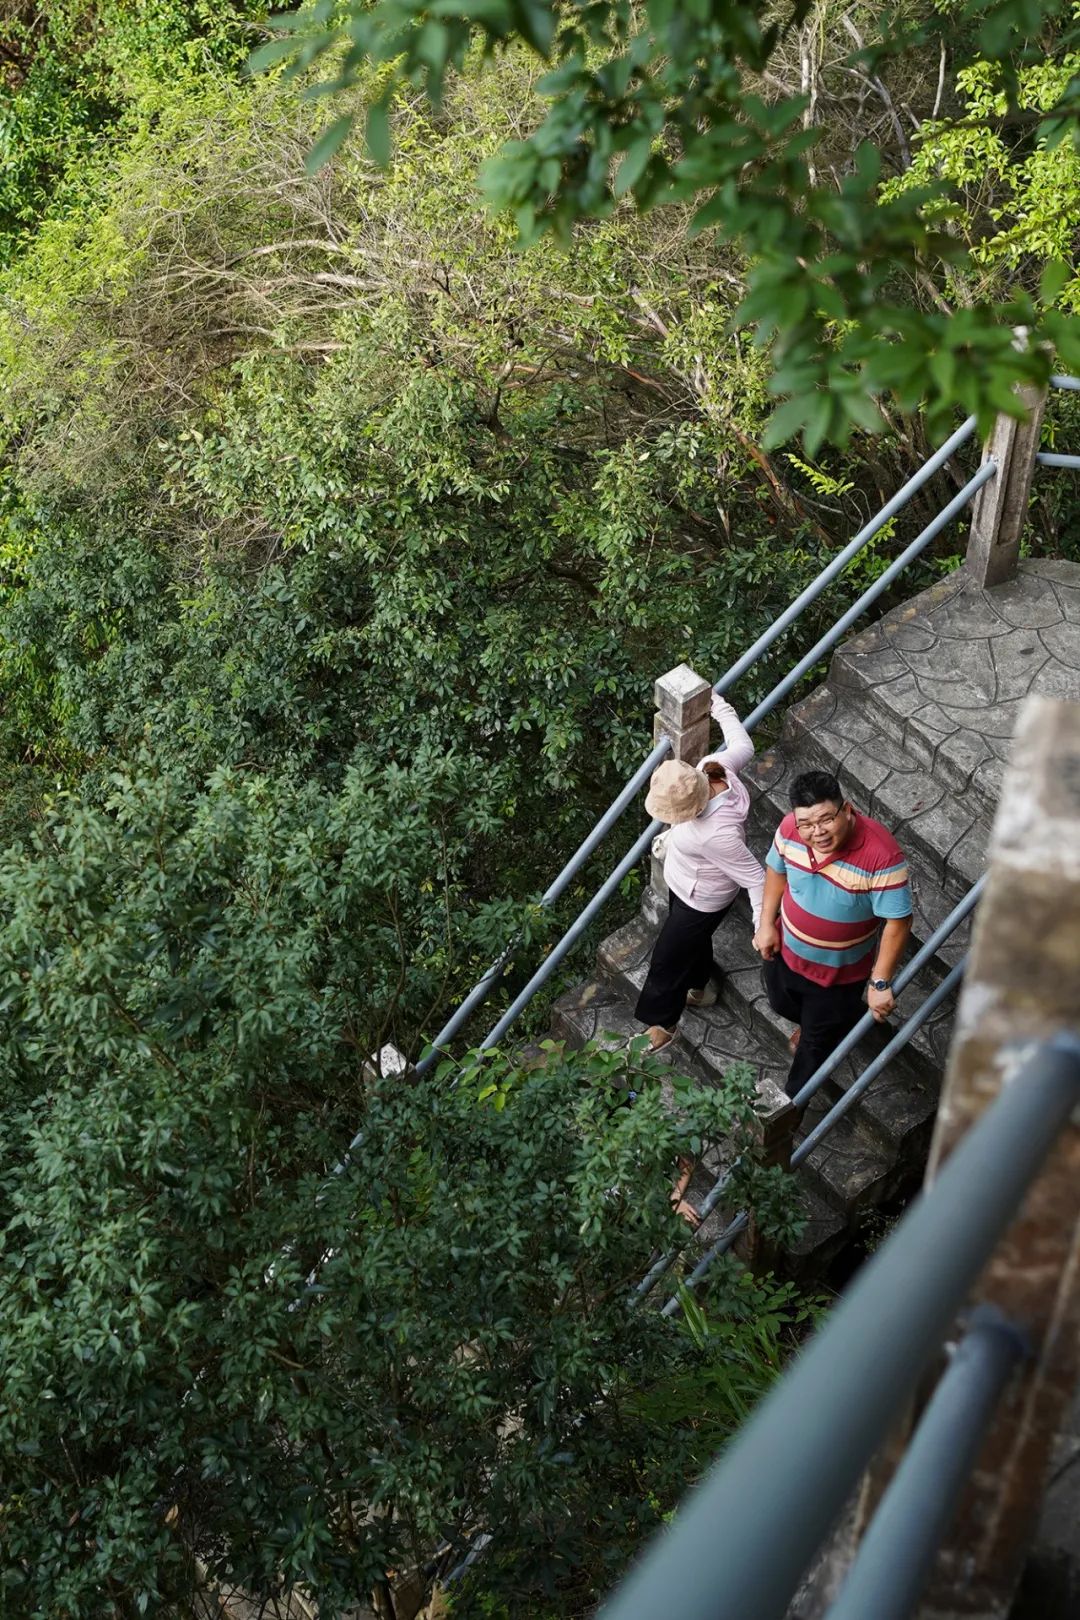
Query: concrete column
362 1043 409 1083
896 696 1080 1618
966 382 1046 588
650 665 712 900
738 1077 799 1270
653 663 712 763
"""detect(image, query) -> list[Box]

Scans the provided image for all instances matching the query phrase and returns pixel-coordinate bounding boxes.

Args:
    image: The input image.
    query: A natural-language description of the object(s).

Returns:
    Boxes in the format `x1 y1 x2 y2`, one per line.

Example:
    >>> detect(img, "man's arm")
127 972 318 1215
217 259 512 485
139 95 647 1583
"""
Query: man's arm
752 866 787 958
866 915 912 1022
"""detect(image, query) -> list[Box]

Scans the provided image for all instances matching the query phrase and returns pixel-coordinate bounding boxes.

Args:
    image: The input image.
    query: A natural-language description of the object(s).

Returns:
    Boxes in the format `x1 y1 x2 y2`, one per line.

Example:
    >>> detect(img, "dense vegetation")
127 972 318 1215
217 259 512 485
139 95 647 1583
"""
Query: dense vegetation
1 0 1078 1614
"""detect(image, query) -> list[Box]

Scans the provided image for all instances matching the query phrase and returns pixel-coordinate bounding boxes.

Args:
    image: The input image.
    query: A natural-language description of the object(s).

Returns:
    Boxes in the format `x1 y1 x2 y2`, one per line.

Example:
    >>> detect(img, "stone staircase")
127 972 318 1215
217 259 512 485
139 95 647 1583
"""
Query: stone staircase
553 559 1080 1275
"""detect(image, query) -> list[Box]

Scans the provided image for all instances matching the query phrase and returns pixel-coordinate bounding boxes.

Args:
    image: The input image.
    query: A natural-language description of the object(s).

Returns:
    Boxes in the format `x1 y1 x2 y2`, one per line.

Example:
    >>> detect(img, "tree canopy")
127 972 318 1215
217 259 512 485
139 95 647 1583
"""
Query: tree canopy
257 0 1080 448
1 0 1079 1612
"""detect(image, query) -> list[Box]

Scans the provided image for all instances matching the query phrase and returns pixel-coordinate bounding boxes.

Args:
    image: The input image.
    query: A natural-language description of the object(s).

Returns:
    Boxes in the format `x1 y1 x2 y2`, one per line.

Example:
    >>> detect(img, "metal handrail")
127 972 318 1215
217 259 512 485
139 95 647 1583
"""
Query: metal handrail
743 463 995 730
414 422 980 1073
825 1308 1026 1620
414 735 673 1075
790 877 983 1110
473 464 994 1056
660 957 968 1318
712 415 977 700
1036 452 1080 469
633 878 984 1301
791 957 965 1166
598 1033 1080 1620
1051 374 1080 390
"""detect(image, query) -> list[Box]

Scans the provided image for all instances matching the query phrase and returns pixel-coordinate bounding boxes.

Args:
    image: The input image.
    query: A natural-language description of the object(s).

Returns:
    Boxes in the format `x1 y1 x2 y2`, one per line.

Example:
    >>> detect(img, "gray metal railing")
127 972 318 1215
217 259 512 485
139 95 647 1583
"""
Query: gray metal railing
414 421 981 1073
1037 375 1080 467
825 1307 1027 1620
742 463 993 731
598 1032 1080 1620
470 462 992 1058
660 955 968 1318
791 957 965 1164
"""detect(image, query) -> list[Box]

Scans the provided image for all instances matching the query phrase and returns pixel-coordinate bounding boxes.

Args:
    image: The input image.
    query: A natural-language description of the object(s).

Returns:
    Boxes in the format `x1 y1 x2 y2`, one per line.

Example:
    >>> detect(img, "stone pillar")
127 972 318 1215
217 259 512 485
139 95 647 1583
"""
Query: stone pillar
750 1076 798 1174
879 696 1080 1618
363 1043 409 1083
653 663 712 763
650 664 712 899
738 1077 799 1270
966 382 1046 589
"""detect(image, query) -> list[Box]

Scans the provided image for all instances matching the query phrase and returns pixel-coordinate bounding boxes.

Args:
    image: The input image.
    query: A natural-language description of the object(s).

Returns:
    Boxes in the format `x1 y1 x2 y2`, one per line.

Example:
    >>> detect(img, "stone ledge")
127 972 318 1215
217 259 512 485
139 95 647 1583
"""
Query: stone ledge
827 559 1080 819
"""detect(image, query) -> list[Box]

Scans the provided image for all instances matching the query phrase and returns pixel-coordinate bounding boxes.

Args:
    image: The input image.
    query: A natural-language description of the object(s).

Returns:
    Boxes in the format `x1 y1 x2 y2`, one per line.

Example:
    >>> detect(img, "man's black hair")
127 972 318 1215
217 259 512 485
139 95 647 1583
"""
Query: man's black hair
790 769 844 810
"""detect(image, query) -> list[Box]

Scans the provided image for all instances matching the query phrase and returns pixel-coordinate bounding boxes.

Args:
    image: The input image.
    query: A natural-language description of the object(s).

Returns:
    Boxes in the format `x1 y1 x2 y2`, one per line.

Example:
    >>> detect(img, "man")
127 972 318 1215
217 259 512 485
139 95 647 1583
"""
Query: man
752 769 912 1098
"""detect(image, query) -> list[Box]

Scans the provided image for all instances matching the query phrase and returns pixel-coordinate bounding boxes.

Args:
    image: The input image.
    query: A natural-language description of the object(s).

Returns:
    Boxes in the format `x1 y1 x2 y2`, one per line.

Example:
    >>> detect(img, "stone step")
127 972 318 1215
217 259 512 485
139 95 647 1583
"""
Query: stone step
820 561 1080 817
607 905 946 1160
592 914 916 1217
551 974 850 1269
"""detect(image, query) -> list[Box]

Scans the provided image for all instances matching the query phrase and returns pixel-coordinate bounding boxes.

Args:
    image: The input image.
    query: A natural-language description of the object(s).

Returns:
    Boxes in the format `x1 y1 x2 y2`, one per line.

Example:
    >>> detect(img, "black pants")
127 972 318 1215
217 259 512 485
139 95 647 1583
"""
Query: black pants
763 954 868 1098
635 892 733 1030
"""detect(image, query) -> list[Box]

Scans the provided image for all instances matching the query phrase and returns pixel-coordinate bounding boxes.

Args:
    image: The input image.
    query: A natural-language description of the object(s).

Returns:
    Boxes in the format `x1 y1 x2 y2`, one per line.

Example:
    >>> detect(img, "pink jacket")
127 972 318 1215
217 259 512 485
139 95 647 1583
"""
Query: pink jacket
662 696 765 924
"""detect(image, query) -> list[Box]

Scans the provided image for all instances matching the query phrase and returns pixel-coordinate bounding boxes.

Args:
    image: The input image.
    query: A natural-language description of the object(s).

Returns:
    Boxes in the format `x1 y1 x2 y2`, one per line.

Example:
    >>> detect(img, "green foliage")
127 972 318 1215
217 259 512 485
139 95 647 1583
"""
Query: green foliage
0 819 806 1616
785 456 855 499
0 0 265 265
255 0 1080 447
0 29 994 1618
882 44 1080 309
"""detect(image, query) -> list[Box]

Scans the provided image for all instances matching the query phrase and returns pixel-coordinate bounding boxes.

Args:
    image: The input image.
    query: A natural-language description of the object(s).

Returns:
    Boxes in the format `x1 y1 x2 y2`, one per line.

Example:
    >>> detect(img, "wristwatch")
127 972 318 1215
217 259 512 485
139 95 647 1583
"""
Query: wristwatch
868 978 892 992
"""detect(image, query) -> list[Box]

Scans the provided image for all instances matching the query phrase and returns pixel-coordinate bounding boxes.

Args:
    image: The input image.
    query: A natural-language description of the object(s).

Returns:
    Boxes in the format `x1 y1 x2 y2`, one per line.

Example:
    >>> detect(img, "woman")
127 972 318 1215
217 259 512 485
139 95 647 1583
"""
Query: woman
635 692 764 1053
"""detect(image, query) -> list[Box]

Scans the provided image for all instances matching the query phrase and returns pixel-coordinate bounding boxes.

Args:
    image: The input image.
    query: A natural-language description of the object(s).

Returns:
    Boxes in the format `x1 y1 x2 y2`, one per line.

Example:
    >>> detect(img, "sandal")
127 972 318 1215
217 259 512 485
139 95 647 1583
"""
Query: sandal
646 1025 677 1053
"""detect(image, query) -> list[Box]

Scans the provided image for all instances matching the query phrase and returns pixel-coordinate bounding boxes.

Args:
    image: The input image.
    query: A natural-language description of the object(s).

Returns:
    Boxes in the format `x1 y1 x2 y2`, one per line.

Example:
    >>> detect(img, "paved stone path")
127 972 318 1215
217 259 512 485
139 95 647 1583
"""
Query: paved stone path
832 558 1080 817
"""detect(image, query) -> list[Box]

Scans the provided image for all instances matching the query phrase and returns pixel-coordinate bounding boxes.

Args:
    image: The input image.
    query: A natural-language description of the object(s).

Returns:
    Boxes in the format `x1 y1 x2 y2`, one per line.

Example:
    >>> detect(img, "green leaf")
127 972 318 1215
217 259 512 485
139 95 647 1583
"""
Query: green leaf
306 114 355 174
760 394 813 448
1040 259 1072 307
366 98 392 168
613 137 651 199
245 38 300 77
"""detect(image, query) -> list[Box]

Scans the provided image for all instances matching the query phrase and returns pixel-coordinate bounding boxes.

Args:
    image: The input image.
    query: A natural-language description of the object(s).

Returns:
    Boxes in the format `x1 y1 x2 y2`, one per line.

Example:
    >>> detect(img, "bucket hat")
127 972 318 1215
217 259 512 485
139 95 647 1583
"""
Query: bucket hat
645 759 709 824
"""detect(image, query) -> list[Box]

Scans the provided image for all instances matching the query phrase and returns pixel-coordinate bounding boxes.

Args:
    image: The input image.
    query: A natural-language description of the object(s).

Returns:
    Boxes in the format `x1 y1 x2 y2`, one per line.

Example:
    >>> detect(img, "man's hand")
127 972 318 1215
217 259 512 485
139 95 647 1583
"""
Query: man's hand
753 920 780 959
867 984 896 1023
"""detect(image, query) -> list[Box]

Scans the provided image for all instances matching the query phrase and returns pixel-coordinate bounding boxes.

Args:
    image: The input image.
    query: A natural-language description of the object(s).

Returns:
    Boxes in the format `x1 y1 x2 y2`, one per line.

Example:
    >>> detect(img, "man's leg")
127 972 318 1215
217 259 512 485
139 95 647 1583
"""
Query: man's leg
762 954 803 1023
786 977 868 1098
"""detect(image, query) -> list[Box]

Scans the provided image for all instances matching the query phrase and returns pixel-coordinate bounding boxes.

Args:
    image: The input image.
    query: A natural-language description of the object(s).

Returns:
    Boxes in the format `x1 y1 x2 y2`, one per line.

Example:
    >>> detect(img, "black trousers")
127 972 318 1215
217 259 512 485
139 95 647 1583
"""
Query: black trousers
635 892 733 1030
763 954 868 1098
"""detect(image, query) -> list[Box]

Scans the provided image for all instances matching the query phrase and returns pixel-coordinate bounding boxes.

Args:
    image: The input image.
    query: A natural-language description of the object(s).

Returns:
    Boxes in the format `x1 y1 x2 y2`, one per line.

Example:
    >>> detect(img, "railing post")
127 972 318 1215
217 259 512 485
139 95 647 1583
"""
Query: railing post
737 1079 798 1268
965 380 1046 588
649 664 712 899
653 662 712 763
867 695 1080 1619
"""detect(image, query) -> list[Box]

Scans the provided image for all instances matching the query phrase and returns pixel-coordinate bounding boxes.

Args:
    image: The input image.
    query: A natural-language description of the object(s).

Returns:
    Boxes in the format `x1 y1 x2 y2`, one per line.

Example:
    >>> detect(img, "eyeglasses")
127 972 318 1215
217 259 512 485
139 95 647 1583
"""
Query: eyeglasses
795 809 846 835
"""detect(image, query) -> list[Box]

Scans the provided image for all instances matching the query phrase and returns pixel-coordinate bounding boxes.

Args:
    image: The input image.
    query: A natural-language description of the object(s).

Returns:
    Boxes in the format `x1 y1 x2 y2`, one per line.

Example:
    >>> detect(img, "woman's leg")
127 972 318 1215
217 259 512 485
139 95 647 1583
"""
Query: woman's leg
635 895 727 1030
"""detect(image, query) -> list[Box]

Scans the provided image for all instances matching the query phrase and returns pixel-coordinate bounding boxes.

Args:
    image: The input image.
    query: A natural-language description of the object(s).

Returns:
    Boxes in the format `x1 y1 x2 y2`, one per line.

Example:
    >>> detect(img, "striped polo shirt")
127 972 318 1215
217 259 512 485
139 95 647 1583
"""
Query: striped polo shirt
765 810 913 986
